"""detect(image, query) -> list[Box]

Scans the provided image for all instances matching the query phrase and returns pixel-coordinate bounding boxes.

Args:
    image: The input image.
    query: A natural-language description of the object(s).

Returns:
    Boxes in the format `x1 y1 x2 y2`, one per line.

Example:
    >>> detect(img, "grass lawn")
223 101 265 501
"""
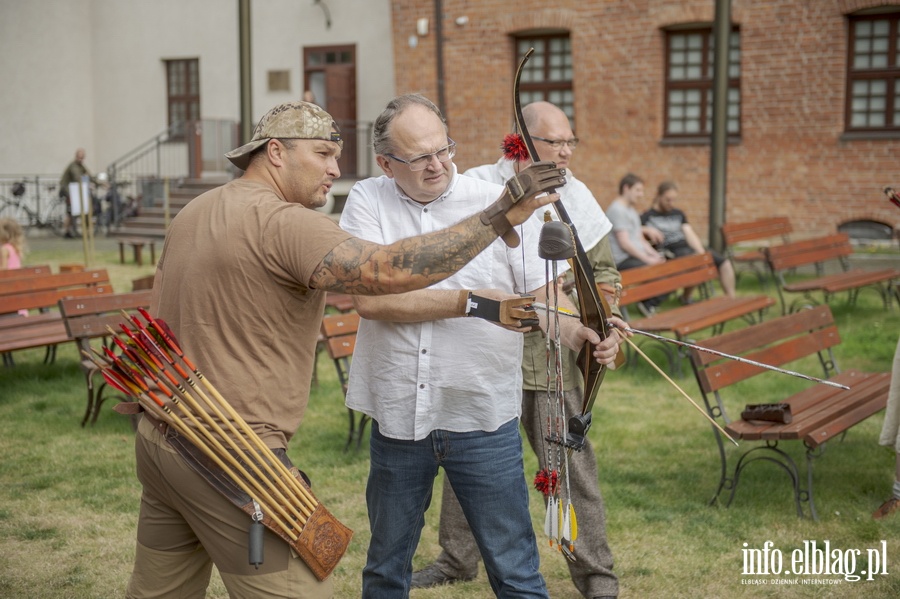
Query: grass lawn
1 235 899 598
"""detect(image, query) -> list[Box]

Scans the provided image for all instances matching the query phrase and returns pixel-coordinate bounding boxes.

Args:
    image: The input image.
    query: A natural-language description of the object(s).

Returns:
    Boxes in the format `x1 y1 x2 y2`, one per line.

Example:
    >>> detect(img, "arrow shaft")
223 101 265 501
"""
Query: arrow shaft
619 325 849 390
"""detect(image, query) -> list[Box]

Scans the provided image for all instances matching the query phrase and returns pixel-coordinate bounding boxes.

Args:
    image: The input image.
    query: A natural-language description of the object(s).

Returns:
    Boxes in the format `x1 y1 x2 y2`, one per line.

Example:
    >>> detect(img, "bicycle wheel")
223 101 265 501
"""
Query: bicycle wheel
7 204 36 232
0 197 24 223
43 198 68 237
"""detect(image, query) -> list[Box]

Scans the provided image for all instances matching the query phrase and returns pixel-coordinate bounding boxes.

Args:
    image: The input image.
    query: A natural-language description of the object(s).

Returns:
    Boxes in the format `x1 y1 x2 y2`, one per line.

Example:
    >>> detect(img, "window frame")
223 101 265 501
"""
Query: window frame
514 33 575 124
165 58 200 140
662 26 741 142
844 12 900 136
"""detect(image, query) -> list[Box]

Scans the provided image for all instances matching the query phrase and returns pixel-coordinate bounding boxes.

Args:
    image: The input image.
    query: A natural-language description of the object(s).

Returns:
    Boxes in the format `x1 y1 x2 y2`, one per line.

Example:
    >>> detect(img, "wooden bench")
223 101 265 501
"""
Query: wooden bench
59 290 153 426
0 269 113 366
687 305 891 519
618 252 775 370
763 232 900 314
721 217 792 287
319 312 368 451
117 237 158 267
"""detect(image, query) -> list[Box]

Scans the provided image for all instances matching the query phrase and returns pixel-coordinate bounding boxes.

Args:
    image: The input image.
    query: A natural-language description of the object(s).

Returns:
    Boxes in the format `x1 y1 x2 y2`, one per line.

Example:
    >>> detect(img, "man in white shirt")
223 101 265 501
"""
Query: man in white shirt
339 94 623 598
412 102 622 599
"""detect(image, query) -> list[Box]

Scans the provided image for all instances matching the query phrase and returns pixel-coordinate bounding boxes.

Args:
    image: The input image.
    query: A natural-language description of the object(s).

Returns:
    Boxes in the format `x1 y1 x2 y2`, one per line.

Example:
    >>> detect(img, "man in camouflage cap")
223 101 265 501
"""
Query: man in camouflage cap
126 100 569 598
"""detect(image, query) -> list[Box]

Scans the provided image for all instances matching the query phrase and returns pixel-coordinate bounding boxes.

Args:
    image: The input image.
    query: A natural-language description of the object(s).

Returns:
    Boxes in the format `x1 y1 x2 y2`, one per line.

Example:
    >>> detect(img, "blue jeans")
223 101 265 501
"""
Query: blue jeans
363 419 548 598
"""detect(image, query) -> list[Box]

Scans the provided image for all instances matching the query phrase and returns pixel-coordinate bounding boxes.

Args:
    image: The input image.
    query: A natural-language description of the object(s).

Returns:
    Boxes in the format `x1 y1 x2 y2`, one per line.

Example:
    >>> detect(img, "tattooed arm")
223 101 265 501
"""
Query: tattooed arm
309 197 555 294
310 160 565 294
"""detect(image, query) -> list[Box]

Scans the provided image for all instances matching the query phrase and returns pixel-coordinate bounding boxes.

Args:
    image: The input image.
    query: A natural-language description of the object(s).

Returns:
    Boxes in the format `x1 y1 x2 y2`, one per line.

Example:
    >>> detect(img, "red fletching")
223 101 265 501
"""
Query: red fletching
502 133 530 162
102 371 130 395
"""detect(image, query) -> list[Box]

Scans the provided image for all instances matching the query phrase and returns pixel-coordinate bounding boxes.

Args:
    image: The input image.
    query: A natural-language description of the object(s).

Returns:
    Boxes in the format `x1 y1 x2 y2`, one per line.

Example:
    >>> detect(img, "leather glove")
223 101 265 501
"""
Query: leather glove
481 161 566 247
505 160 566 202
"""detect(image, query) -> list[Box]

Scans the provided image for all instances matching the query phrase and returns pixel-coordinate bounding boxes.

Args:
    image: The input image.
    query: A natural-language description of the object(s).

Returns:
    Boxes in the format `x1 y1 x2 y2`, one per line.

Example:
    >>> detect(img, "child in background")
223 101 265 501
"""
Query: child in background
0 218 28 316
0 217 26 270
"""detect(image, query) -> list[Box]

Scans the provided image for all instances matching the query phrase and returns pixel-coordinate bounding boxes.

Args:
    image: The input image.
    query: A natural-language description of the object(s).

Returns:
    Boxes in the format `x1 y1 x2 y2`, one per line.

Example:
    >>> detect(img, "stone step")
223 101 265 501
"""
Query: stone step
114 179 222 239
140 207 187 218
108 227 167 240
119 217 169 228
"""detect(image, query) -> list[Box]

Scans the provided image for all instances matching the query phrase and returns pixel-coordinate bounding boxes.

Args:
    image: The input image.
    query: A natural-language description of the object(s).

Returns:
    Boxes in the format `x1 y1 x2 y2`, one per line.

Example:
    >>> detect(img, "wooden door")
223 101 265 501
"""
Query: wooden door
304 46 358 177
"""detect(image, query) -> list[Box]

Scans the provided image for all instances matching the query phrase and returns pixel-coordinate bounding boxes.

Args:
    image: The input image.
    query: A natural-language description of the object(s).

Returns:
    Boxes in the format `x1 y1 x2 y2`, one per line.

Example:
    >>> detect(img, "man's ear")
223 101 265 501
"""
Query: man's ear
375 155 395 179
266 139 286 167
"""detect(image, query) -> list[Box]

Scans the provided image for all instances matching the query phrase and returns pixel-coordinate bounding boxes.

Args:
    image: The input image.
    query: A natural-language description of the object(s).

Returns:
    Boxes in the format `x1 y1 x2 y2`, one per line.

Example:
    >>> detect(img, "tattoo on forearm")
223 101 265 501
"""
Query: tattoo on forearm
311 214 496 294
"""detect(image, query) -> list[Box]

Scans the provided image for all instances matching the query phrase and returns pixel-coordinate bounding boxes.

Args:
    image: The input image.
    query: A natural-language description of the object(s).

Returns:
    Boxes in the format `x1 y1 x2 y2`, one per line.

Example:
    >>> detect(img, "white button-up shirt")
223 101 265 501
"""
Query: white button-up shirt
339 167 552 440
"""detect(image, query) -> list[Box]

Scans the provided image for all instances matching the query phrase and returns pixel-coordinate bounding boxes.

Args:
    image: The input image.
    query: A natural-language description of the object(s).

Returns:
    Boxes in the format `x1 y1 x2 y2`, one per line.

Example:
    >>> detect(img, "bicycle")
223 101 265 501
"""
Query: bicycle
0 179 68 237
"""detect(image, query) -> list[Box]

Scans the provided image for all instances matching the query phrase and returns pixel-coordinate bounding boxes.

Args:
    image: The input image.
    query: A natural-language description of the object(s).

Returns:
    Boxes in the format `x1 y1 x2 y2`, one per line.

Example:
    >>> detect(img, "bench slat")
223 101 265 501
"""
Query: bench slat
0 321 69 353
690 305 835 369
0 265 51 281
629 295 774 337
0 284 113 314
722 217 792 246
698 326 840 392
0 269 110 297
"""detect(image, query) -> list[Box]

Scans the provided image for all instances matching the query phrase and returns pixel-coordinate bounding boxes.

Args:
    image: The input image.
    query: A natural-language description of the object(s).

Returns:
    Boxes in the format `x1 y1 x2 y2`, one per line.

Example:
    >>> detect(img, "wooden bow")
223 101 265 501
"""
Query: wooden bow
513 48 613 450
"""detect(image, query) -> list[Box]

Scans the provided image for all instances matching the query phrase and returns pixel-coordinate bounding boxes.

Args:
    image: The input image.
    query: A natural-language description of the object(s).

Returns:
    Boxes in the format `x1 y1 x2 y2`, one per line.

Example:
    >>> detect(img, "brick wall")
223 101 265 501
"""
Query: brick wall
389 0 899 243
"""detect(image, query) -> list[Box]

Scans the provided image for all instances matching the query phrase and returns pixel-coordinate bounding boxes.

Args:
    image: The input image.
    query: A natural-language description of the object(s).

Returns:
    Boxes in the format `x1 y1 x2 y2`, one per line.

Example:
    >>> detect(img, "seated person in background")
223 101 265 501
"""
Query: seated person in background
641 181 736 302
607 173 667 315
607 173 665 271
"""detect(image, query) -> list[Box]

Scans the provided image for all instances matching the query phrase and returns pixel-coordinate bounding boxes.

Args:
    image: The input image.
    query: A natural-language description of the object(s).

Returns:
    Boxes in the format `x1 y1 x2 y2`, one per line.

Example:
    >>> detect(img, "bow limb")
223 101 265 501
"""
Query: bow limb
513 48 612 426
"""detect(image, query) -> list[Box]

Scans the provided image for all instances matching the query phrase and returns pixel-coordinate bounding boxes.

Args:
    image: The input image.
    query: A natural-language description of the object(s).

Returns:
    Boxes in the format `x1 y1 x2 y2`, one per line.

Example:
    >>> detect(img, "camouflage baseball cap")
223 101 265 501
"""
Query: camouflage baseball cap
225 101 343 170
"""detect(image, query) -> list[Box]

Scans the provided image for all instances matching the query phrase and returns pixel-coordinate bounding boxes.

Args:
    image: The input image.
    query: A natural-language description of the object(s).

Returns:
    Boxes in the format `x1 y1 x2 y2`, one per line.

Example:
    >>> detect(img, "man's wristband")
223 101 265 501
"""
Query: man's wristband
463 292 537 326
463 292 502 322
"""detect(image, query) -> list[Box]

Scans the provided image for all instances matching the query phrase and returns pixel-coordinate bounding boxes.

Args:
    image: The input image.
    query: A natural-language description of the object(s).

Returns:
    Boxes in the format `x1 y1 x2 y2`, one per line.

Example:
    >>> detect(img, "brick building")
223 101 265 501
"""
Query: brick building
389 0 899 244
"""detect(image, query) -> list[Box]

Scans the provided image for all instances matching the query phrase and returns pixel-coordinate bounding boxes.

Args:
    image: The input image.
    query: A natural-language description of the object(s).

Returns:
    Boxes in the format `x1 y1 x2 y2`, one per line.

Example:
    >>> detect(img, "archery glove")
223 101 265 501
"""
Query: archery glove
480 160 566 247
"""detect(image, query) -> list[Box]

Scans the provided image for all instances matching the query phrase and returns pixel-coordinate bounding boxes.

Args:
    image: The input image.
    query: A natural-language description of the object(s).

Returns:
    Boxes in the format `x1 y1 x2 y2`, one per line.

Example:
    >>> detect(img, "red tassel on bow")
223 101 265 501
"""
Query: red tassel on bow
533 468 559 496
502 133 530 162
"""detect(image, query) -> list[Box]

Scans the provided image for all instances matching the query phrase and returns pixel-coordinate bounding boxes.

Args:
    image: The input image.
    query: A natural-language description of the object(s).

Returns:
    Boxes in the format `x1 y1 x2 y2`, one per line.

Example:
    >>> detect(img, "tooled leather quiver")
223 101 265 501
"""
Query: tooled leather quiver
165 428 352 580
122 402 353 581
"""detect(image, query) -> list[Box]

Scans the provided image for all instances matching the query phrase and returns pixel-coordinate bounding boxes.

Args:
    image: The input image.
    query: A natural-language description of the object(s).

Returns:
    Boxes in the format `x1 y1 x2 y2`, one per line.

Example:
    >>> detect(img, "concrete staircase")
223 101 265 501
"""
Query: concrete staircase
108 176 360 238
109 178 228 240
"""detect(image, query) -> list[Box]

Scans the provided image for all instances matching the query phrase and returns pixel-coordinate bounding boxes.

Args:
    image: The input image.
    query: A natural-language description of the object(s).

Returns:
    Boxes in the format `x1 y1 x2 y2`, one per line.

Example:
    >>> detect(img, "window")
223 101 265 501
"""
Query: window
165 59 200 138
515 34 574 122
846 12 900 133
664 28 741 139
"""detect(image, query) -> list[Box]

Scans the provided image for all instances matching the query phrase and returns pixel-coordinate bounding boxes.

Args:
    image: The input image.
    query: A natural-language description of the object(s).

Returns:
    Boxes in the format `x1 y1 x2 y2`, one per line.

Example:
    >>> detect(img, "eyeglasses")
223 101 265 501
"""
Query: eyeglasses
385 139 456 171
532 136 579 149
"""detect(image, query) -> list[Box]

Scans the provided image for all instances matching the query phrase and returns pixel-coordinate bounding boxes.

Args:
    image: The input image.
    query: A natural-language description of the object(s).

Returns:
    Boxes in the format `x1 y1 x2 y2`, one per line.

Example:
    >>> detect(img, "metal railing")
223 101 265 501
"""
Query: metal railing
0 176 67 236
0 118 377 233
105 122 192 225
335 120 376 179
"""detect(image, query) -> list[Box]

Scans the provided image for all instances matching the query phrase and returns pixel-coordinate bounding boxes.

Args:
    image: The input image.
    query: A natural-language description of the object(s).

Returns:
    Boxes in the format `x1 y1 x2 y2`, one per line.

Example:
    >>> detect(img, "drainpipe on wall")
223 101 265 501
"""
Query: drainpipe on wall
435 0 447 118
238 0 253 145
708 0 731 253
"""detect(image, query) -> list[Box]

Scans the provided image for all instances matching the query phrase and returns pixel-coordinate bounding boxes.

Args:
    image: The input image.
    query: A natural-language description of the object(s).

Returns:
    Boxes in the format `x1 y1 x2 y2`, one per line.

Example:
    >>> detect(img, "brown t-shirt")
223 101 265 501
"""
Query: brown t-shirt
152 178 353 449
